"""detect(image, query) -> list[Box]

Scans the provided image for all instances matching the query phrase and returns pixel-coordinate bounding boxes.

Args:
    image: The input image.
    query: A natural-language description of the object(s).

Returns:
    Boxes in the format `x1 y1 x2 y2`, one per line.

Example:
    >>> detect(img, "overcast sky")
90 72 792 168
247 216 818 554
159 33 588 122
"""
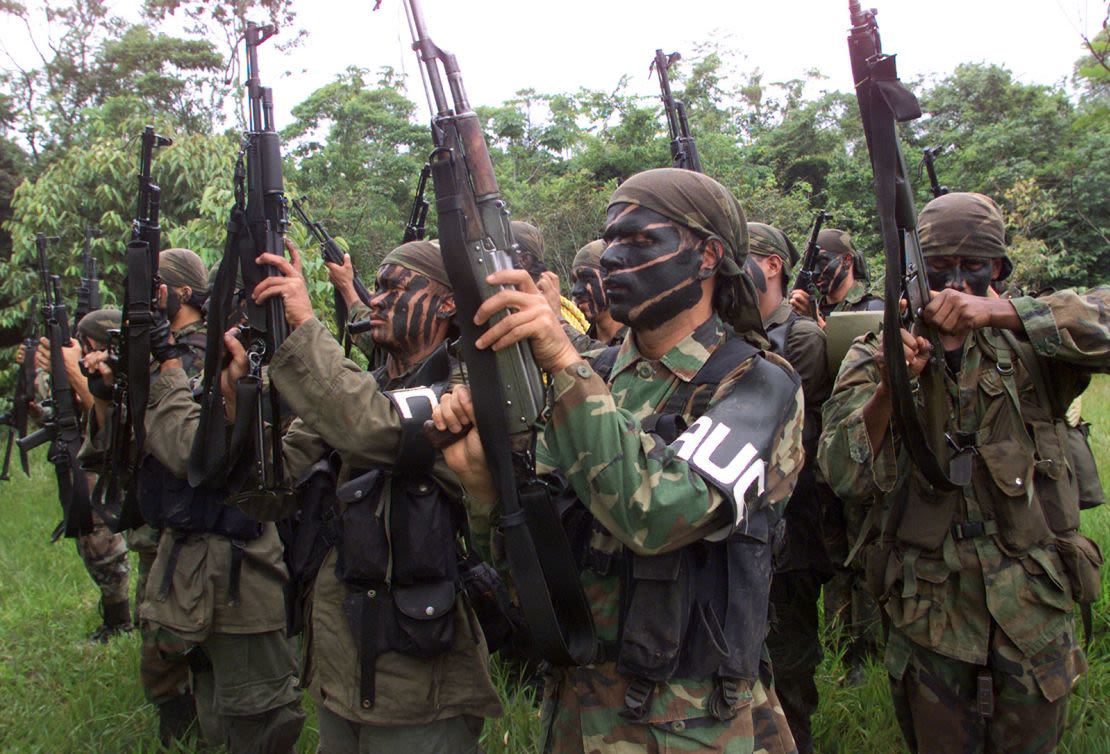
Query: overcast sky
2 0 1104 127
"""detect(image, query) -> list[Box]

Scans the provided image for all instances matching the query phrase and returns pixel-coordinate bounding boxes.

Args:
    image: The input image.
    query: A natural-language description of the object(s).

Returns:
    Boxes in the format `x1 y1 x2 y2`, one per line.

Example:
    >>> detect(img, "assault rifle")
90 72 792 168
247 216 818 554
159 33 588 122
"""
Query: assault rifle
18 234 95 538
921 146 949 199
291 197 372 355
791 210 832 319
73 226 104 331
93 126 172 531
402 163 432 243
400 0 596 667
1 297 38 480
848 1 961 490
190 21 289 495
651 49 702 173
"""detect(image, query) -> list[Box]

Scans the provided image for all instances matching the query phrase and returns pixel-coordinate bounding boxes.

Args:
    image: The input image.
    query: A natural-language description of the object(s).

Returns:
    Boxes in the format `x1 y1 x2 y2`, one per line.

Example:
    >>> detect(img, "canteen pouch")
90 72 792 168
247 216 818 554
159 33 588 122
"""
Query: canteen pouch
335 470 388 587
1055 531 1104 604
1068 422 1104 510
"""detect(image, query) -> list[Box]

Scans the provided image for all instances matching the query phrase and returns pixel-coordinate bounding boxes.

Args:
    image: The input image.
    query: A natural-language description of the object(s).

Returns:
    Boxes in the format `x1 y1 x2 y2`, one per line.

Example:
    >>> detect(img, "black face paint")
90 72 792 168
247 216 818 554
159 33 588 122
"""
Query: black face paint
163 288 182 322
601 204 706 331
570 265 607 322
369 264 450 356
925 255 993 297
745 257 768 294
813 250 852 297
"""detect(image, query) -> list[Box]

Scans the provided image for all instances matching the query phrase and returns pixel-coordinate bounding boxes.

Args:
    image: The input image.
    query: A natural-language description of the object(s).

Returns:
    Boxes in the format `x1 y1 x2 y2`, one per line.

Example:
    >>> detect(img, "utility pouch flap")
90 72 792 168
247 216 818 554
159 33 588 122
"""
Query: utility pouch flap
393 581 457 622
977 441 1032 499
1055 532 1104 604
337 469 383 506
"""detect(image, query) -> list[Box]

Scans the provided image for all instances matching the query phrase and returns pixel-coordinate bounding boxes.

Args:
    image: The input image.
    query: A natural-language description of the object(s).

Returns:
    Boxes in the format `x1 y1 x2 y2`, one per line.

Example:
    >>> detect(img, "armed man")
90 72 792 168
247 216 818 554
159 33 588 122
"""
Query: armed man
136 247 304 752
745 222 833 754
32 310 132 642
789 229 882 326
566 239 628 351
225 239 502 753
510 220 591 336
818 192 1107 753
433 168 804 753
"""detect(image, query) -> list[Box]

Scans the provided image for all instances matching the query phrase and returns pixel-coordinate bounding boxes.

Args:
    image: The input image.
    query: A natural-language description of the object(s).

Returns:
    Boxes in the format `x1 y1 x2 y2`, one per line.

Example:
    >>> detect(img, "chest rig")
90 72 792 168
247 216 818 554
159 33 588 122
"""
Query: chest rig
579 334 800 721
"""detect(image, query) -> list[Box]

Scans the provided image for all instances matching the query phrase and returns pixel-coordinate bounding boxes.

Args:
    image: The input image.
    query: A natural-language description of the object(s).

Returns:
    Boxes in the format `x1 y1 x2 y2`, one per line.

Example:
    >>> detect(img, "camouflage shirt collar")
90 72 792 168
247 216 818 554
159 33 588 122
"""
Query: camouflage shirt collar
840 280 871 305
610 314 726 383
172 319 207 340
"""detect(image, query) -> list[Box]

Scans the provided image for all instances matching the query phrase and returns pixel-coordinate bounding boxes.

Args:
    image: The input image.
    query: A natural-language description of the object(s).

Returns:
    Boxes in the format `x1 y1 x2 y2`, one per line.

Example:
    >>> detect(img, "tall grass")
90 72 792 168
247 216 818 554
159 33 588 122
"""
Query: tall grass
1 378 1107 752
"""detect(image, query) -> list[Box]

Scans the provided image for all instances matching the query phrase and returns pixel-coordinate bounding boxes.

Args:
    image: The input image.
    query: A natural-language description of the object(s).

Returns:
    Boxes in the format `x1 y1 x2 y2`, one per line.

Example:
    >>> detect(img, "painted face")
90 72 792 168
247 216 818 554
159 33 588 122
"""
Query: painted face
812 249 853 296
745 256 769 295
570 265 608 322
368 264 453 355
925 255 994 297
601 204 709 330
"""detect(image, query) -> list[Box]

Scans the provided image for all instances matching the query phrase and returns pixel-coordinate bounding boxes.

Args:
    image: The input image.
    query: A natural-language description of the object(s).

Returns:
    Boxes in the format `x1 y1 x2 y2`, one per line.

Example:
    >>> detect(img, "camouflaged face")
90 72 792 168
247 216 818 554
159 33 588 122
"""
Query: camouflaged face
510 220 545 263
748 222 799 272
76 307 121 345
159 248 208 293
816 228 868 282
381 239 449 290
572 239 607 269
919 192 1012 280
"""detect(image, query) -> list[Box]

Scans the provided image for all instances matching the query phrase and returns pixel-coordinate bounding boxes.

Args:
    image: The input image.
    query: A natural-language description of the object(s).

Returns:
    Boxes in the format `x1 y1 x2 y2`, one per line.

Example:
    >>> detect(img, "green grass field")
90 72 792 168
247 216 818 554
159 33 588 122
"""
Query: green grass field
1 380 1107 753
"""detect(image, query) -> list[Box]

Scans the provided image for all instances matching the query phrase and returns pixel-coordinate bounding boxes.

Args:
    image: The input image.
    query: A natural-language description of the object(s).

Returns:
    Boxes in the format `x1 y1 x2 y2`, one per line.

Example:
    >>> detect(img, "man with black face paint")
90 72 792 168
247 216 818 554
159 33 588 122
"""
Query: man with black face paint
224 239 502 754
746 223 832 754
433 168 805 754
789 229 882 326
819 191 1110 753
566 239 627 352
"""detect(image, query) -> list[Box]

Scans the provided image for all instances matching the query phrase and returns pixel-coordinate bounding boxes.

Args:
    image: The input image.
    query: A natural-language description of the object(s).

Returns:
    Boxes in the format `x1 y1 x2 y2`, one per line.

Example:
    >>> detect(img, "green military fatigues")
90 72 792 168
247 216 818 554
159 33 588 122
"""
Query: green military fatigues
141 320 302 751
266 317 502 748
516 314 804 754
818 288 1110 752
817 280 882 319
762 301 833 754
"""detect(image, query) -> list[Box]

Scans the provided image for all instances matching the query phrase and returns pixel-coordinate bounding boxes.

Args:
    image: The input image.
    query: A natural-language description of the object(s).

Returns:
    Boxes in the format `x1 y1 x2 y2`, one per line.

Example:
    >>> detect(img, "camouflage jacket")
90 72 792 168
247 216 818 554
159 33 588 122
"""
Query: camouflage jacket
267 317 503 727
764 300 834 574
817 288 1110 667
528 313 804 752
818 280 882 319
140 319 288 641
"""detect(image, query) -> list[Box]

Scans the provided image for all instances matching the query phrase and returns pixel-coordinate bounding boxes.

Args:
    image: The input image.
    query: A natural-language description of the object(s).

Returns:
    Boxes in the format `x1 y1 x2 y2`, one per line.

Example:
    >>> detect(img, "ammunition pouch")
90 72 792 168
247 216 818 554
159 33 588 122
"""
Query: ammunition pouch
1068 421 1104 511
1054 531 1104 604
138 455 262 541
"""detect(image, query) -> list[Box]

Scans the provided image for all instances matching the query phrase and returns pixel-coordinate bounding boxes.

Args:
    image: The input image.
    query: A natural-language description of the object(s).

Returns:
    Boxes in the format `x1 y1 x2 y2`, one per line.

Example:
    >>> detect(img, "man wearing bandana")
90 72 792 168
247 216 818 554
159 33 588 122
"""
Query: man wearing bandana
566 239 627 352
745 223 833 754
434 168 805 753
789 228 882 325
818 192 1108 753
227 240 503 753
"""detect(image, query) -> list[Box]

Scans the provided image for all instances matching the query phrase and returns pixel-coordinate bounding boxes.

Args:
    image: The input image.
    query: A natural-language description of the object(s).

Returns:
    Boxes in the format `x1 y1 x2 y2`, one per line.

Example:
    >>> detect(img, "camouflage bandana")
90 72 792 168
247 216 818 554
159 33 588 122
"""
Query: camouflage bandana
383 239 451 290
748 222 799 272
608 168 763 336
572 239 606 270
76 307 121 346
510 221 545 264
919 192 1012 280
159 248 209 293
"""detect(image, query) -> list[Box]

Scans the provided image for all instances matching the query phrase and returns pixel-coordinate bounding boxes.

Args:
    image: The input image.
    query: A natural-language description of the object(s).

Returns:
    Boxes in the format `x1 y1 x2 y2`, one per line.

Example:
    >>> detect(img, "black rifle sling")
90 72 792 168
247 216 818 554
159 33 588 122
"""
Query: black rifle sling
868 67 959 492
47 319 94 538
126 239 154 453
431 157 596 668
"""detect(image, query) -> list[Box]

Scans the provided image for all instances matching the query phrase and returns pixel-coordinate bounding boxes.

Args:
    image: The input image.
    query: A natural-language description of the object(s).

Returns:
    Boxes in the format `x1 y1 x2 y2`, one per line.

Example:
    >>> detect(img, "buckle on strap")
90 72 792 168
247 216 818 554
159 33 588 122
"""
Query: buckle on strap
619 677 656 721
951 520 998 540
708 676 740 721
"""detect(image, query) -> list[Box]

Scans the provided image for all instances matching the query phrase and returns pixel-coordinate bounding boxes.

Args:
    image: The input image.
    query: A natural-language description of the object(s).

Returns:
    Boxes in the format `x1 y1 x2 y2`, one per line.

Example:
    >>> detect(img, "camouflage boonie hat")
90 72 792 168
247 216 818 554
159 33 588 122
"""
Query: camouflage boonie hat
919 192 1012 281
817 228 868 281
159 248 209 293
572 239 606 270
76 308 121 346
748 222 799 271
510 221 545 264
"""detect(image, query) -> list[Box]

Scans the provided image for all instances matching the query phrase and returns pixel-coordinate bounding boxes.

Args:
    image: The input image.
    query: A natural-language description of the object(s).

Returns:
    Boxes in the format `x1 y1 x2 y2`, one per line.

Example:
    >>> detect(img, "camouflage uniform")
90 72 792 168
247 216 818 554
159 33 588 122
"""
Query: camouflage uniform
817 283 1110 751
528 313 805 754
818 279 882 319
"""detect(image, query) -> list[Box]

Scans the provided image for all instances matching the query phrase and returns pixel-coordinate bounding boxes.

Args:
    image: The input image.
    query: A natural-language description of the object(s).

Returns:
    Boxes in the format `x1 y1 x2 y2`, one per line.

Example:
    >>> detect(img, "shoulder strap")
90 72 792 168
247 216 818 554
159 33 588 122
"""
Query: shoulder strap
765 312 797 357
999 329 1062 418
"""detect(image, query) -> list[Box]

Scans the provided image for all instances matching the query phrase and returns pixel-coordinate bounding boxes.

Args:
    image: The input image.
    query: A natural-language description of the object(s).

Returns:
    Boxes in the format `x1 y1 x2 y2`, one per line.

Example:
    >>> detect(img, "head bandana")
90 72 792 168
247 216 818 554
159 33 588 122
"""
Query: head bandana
919 192 1011 281
381 239 451 290
76 308 121 346
159 248 209 293
747 222 799 271
510 221 545 264
608 168 763 336
572 239 607 270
